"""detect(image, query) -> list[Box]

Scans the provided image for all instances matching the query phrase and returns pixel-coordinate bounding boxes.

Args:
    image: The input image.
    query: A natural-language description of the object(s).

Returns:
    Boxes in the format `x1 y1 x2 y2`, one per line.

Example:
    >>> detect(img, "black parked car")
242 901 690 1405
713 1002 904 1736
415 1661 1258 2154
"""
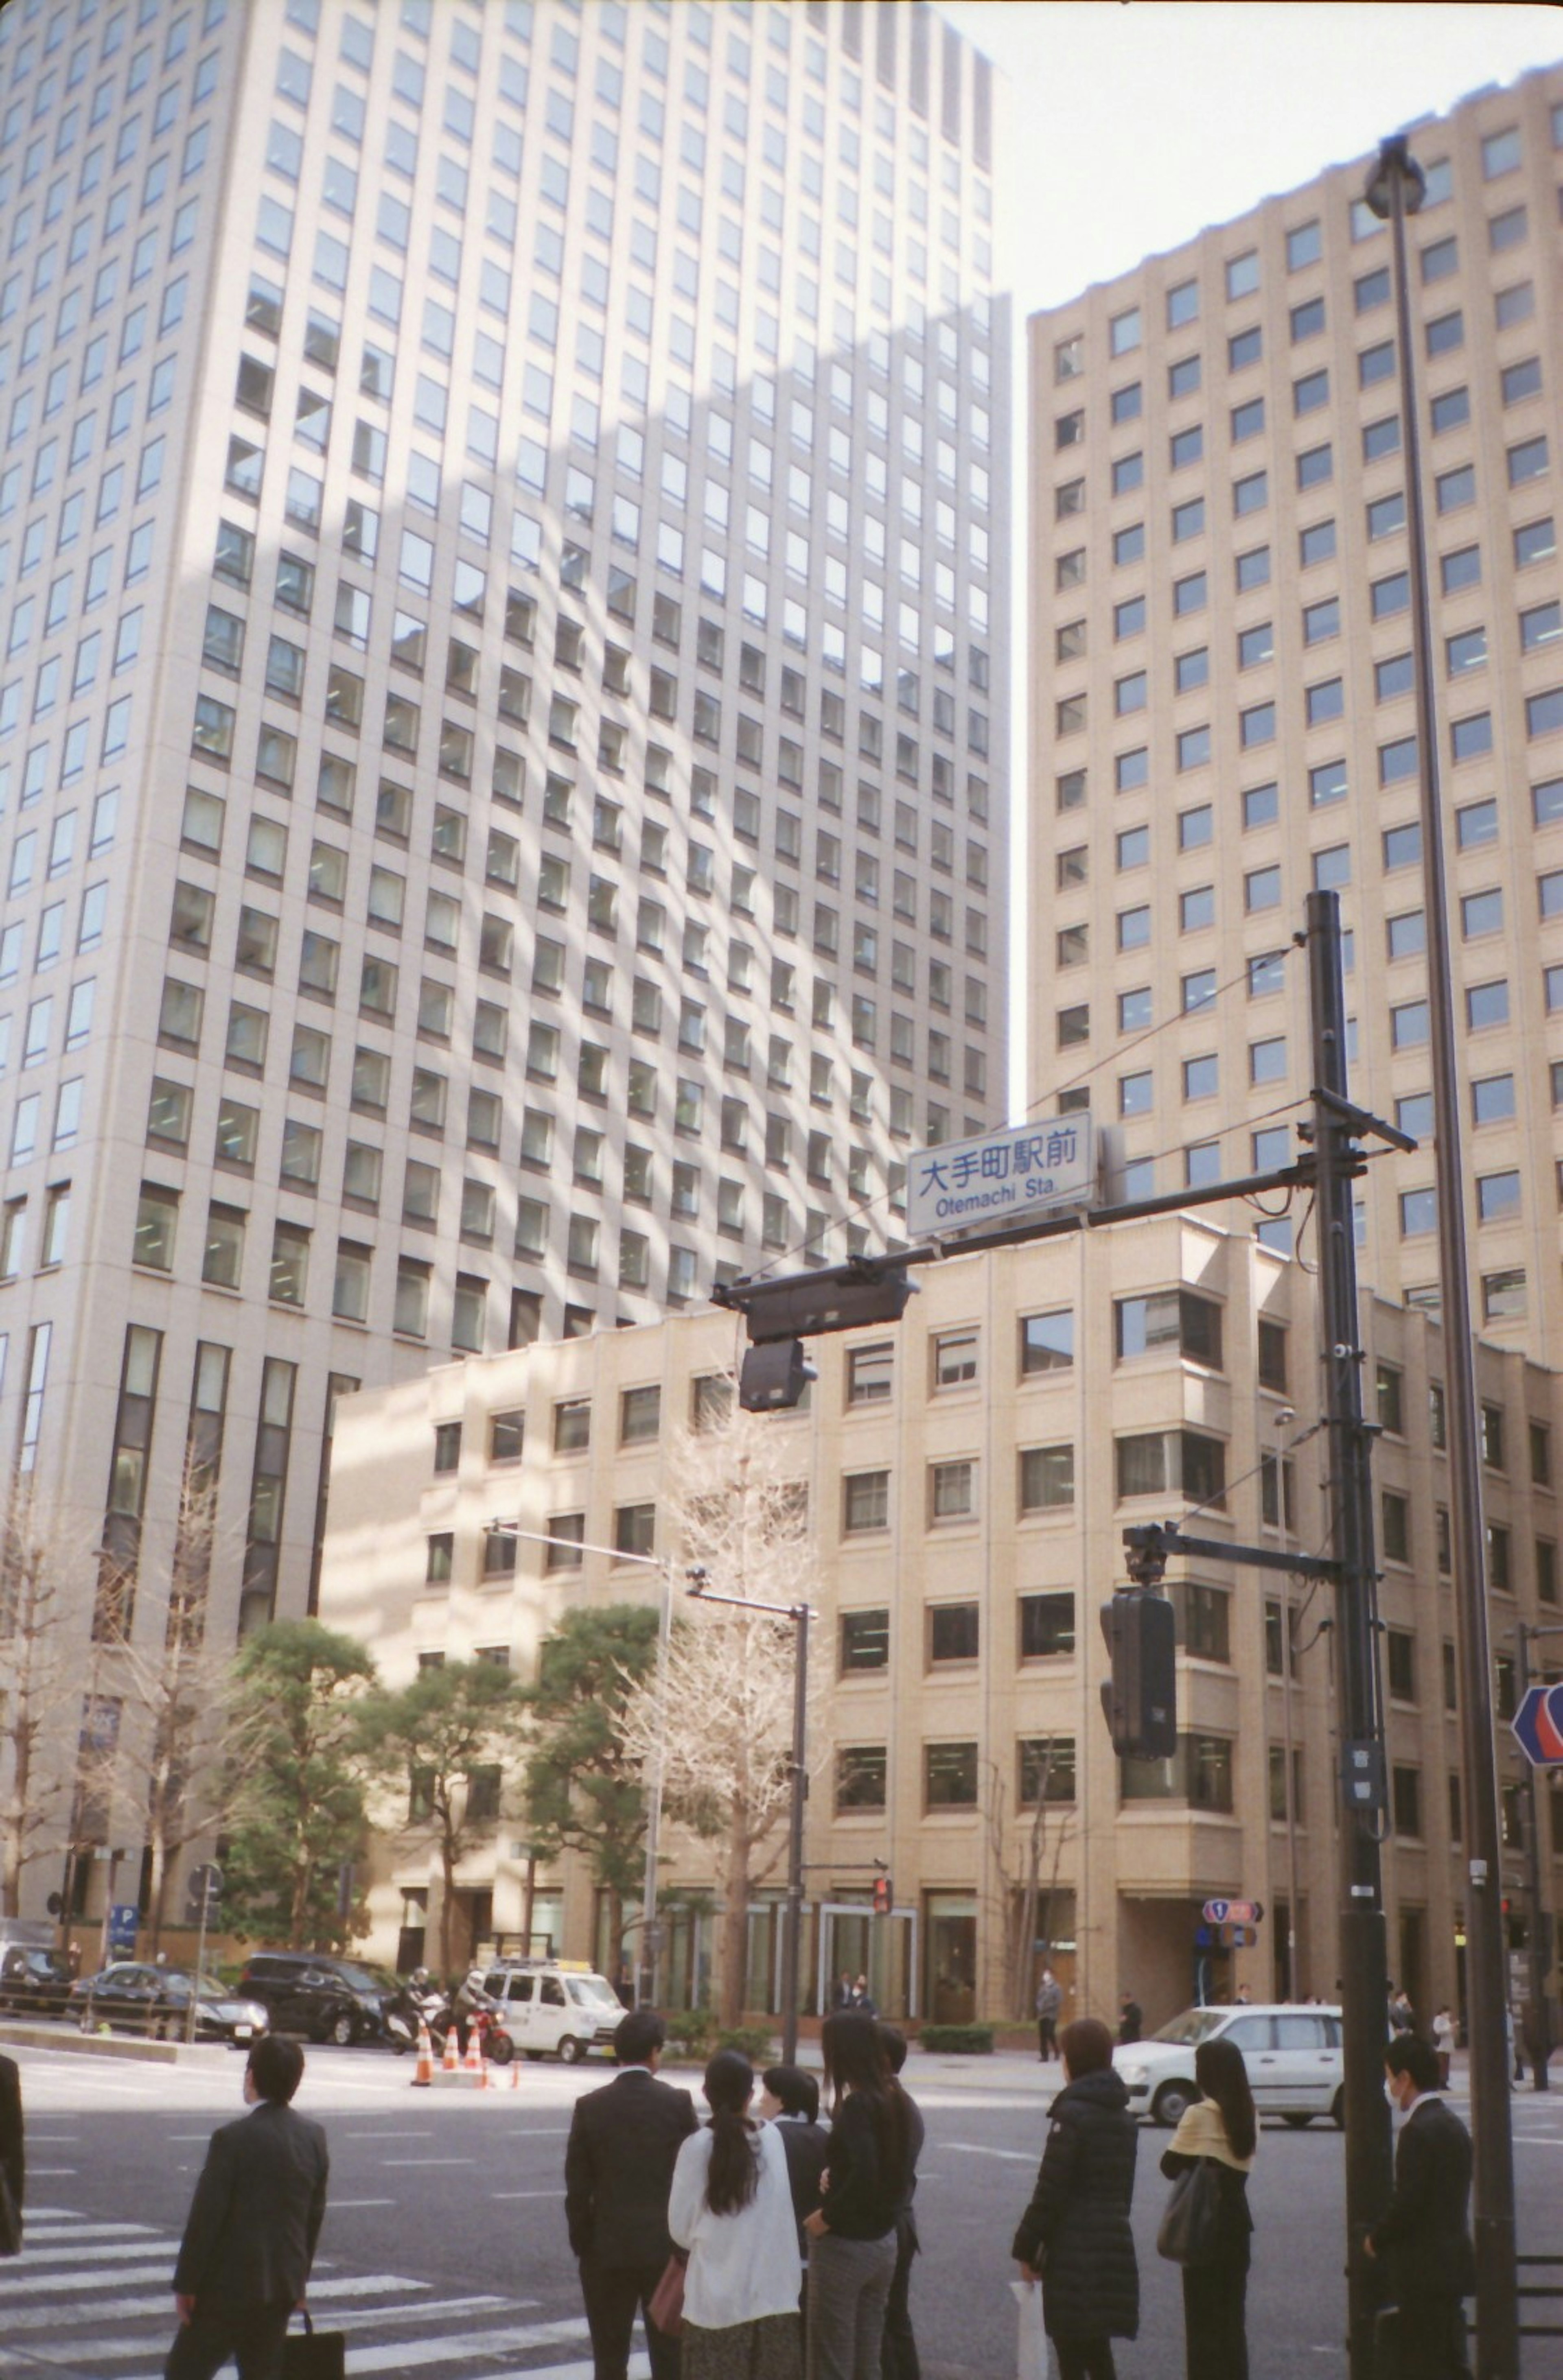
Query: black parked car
236 1952 400 2046
66 1963 268 2045
0 1945 72 2018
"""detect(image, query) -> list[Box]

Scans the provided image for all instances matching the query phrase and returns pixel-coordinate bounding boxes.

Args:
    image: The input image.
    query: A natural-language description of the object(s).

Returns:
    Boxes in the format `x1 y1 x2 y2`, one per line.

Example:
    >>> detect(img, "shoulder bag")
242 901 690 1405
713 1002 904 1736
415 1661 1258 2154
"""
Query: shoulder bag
280 2308 346 2380
648 2250 687 2337
1156 2157 1225 2266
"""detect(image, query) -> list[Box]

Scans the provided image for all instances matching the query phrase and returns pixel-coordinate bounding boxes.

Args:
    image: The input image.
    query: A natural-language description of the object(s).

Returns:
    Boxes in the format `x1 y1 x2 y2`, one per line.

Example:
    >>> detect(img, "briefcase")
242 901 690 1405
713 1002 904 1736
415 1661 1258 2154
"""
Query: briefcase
280 2309 346 2380
1372 2305 1401 2380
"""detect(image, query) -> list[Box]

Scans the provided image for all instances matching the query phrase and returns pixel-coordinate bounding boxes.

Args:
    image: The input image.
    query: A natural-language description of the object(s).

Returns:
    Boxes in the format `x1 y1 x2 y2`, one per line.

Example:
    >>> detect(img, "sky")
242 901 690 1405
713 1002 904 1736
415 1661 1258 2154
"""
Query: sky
935 2 1563 1106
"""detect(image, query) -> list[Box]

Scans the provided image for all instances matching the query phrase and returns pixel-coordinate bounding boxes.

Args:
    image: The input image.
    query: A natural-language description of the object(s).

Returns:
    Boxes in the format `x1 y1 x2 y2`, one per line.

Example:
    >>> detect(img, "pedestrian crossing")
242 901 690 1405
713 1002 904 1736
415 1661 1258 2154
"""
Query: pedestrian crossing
0 2208 650 2380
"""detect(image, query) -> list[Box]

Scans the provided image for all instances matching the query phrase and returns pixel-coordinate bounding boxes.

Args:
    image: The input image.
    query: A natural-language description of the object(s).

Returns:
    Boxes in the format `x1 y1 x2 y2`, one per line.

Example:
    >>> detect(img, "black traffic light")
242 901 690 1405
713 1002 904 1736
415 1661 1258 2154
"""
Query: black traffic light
872 1874 893 1915
738 1340 818 1413
1099 1589 1178 1759
715 1258 919 1344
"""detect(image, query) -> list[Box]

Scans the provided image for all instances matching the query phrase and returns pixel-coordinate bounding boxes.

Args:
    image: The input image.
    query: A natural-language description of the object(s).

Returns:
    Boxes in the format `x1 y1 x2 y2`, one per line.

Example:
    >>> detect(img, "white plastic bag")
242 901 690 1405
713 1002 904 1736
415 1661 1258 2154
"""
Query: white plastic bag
1011 2277 1050 2380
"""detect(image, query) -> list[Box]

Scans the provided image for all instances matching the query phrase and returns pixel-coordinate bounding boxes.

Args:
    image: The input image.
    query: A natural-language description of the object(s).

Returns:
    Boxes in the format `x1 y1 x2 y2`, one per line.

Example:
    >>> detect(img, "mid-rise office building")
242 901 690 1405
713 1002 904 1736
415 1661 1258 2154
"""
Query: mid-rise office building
322 1220 1563 2024
1027 68 1562 1353
0 0 1006 1917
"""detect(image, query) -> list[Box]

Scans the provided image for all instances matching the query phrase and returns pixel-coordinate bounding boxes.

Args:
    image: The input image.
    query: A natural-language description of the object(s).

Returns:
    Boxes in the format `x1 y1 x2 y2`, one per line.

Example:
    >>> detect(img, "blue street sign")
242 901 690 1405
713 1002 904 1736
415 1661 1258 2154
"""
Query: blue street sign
1512 1681 1563 1767
107 1904 139 1958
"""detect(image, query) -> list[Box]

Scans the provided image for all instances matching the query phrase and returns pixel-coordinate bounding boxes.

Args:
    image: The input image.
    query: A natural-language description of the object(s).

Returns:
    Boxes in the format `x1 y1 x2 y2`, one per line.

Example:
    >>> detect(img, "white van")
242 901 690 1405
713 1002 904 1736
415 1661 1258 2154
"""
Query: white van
482 1960 625 2063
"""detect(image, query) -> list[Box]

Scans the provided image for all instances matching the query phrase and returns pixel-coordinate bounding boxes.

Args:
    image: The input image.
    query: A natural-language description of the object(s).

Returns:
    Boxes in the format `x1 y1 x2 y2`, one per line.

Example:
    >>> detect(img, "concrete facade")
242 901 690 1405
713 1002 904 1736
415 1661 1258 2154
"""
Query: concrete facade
1026 67 1563 1357
0 0 1006 1920
320 1220 1563 2028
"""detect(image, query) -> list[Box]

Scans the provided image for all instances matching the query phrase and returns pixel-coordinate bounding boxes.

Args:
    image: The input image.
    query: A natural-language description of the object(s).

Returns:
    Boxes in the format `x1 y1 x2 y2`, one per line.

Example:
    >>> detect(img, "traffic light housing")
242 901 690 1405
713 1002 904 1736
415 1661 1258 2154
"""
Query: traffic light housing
715 1259 919 1344
738 1340 818 1413
872 1874 893 1915
1099 1589 1178 1759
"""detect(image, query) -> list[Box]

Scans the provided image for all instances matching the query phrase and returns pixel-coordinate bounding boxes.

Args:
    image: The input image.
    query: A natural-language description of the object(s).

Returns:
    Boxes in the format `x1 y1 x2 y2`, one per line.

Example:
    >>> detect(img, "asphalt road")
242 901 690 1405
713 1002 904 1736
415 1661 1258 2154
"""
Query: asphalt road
3 2038 1561 2379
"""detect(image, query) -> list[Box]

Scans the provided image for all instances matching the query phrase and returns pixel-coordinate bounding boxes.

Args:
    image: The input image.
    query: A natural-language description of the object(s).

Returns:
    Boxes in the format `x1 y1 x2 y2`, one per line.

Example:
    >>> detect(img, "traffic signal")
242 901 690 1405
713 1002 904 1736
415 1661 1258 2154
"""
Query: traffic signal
872 1874 893 1915
716 1259 919 1344
1099 1590 1178 1759
738 1340 818 1413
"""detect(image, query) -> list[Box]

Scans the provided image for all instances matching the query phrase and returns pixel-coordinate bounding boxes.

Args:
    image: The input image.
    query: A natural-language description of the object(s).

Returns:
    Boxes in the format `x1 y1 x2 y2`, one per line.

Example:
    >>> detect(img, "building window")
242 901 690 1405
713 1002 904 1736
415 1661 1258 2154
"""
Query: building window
1114 1289 1222 1368
1019 1593 1076 1660
841 1609 890 1672
1019 1310 1073 1375
924 1741 979 1809
1019 1444 1075 1512
929 1604 979 1663
836 1747 888 1813
844 1471 890 1534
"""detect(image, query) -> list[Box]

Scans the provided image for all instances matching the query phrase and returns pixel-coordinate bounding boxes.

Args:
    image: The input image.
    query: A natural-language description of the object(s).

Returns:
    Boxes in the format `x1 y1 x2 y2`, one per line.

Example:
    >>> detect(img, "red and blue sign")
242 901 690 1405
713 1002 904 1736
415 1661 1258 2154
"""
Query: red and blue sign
1511 1682 1563 1768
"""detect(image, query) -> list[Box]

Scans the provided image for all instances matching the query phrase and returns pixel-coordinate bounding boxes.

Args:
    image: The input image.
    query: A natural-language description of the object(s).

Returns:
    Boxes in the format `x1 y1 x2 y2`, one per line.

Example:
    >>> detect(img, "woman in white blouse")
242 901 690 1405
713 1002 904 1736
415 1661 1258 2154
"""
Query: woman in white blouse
668 2050 803 2380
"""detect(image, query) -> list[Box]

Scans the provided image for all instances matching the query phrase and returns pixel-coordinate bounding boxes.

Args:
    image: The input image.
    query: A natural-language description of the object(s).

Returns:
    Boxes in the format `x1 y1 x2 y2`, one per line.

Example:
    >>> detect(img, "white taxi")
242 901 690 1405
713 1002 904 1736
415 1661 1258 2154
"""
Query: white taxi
1114 2002 1344 2127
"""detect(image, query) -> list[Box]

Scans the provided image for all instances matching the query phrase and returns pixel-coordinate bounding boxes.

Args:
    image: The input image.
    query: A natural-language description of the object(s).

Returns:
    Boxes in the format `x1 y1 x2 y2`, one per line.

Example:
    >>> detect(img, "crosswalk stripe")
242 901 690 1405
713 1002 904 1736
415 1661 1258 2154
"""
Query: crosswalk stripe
13 2220 160 2241
15 2239 176 2265
110 2332 598 2380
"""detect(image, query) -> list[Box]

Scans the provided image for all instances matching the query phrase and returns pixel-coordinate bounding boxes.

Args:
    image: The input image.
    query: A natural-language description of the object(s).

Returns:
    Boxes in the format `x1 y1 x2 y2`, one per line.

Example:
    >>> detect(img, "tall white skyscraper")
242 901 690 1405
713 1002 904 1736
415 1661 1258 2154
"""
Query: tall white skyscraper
0 0 1007 1803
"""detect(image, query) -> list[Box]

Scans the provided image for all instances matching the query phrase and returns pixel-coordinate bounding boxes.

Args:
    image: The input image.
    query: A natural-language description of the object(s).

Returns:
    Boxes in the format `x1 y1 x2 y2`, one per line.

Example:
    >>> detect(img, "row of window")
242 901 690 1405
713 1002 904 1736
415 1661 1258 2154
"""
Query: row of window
1054 113 1559 381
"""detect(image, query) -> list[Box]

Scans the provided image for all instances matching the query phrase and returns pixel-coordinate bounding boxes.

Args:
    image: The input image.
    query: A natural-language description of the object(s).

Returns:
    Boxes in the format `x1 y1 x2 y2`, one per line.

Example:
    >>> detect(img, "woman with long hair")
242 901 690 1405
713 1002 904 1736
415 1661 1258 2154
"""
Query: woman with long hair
802 2011 912 2380
1011 2016 1139 2380
1160 2035 1258 2380
668 2050 803 2380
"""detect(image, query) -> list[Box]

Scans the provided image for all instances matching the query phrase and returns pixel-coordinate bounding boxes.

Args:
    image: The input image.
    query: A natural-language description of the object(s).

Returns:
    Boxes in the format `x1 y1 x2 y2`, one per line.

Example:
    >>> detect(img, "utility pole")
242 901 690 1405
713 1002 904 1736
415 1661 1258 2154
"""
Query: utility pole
1366 134 1517 2379
1273 1406 1305 2001
1305 888 1394 2380
1516 1621 1563 2092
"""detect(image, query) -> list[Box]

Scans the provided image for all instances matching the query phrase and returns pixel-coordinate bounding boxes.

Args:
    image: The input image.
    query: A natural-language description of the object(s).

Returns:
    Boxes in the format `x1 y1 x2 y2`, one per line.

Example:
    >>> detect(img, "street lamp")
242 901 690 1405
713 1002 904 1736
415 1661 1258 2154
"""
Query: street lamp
486 1520 691 2010
687 1570 814 2065
1365 131 1519 2379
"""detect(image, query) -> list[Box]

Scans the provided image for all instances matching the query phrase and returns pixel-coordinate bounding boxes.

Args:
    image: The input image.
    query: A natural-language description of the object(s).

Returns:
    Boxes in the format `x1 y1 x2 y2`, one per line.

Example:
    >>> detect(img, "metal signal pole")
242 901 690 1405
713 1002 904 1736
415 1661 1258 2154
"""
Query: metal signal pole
1366 136 1517 2379
1305 890 1394 2380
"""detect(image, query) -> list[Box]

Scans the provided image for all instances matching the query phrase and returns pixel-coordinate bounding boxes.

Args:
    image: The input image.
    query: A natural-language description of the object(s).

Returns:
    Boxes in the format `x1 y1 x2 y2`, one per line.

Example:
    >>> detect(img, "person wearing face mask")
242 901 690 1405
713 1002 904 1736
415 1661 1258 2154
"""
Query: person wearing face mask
164 2035 328 2380
1365 2034 1475 2380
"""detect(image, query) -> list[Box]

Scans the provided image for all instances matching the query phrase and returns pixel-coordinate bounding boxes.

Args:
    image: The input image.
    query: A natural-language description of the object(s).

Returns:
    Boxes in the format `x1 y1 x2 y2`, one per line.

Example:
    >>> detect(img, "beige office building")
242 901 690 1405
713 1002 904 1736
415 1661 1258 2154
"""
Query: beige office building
1027 67 1563 1356
0 0 1005 1921
321 1218 1563 2026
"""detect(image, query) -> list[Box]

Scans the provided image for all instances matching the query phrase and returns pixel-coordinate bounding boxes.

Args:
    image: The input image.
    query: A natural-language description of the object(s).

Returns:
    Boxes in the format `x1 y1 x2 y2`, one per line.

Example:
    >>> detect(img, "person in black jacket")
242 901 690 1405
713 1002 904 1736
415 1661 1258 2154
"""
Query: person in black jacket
164 2034 328 2380
877 2027 924 2380
564 2008 699 2380
762 2065 831 2266
1365 2034 1475 2380
0 2050 22 2253
803 2012 912 2380
1011 2016 1139 2380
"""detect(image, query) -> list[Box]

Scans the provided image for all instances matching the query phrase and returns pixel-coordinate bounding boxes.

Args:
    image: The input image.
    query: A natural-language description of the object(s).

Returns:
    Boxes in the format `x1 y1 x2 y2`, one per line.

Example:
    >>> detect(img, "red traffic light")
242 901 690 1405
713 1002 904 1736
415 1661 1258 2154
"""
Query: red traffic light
872 1875 893 1915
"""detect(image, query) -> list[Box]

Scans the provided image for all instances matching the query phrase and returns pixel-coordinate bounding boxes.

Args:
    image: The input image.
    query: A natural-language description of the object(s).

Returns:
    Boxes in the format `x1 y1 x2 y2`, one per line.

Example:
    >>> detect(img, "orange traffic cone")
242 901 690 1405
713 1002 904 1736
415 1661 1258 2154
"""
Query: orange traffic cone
465 2020 484 2081
411 2019 434 2088
442 2022 460 2074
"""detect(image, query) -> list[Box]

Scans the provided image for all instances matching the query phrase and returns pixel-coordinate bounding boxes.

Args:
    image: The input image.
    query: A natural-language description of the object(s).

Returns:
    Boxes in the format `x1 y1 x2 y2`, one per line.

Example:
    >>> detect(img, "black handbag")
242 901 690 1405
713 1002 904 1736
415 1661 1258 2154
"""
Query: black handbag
0 2169 21 2258
280 2309 346 2380
1156 2157 1225 2266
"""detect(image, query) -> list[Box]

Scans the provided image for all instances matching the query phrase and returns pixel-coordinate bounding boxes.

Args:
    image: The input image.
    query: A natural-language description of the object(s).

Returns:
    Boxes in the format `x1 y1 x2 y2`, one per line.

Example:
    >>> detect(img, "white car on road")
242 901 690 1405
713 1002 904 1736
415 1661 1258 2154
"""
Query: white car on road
1114 2002 1344 2127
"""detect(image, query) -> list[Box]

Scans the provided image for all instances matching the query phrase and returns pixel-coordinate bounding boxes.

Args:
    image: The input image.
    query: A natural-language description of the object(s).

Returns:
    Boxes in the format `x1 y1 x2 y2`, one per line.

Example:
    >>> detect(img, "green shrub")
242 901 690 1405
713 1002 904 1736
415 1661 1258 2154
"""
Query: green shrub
917 2024 995 2054
665 2007 715 2058
715 2025 775 2062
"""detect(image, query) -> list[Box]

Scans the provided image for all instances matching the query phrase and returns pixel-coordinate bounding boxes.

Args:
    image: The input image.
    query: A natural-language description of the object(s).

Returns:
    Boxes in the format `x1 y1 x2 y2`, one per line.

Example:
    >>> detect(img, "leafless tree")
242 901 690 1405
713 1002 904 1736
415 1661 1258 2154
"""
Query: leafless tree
0 1473 95 1916
617 1403 827 2028
984 1744 1076 2023
91 1455 243 1951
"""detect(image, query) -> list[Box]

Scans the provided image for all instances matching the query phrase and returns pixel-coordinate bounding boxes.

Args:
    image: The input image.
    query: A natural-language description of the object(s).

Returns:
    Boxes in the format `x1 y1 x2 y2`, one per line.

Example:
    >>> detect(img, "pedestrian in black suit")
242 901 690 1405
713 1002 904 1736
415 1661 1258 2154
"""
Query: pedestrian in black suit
1366 2034 1475 2380
0 2050 23 2250
164 2034 329 2380
565 2008 698 2380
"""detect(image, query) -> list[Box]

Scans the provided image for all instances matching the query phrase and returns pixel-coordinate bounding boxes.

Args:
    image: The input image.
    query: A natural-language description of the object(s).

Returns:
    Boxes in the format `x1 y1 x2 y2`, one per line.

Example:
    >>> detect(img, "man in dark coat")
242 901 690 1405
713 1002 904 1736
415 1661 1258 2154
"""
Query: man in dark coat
0 2050 22 2253
564 2008 698 2380
1366 2034 1475 2380
1117 1995 1142 2045
1012 2017 1138 2380
165 2034 328 2380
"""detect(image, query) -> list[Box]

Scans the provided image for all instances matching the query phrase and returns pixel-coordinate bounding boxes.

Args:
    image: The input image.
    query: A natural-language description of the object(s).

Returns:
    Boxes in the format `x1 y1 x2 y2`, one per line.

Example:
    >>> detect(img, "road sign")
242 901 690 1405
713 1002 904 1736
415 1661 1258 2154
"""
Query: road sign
1512 1681 1563 1766
107 1903 139 1958
1202 1898 1264 1927
907 1116 1095 1240
184 1862 223 1924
